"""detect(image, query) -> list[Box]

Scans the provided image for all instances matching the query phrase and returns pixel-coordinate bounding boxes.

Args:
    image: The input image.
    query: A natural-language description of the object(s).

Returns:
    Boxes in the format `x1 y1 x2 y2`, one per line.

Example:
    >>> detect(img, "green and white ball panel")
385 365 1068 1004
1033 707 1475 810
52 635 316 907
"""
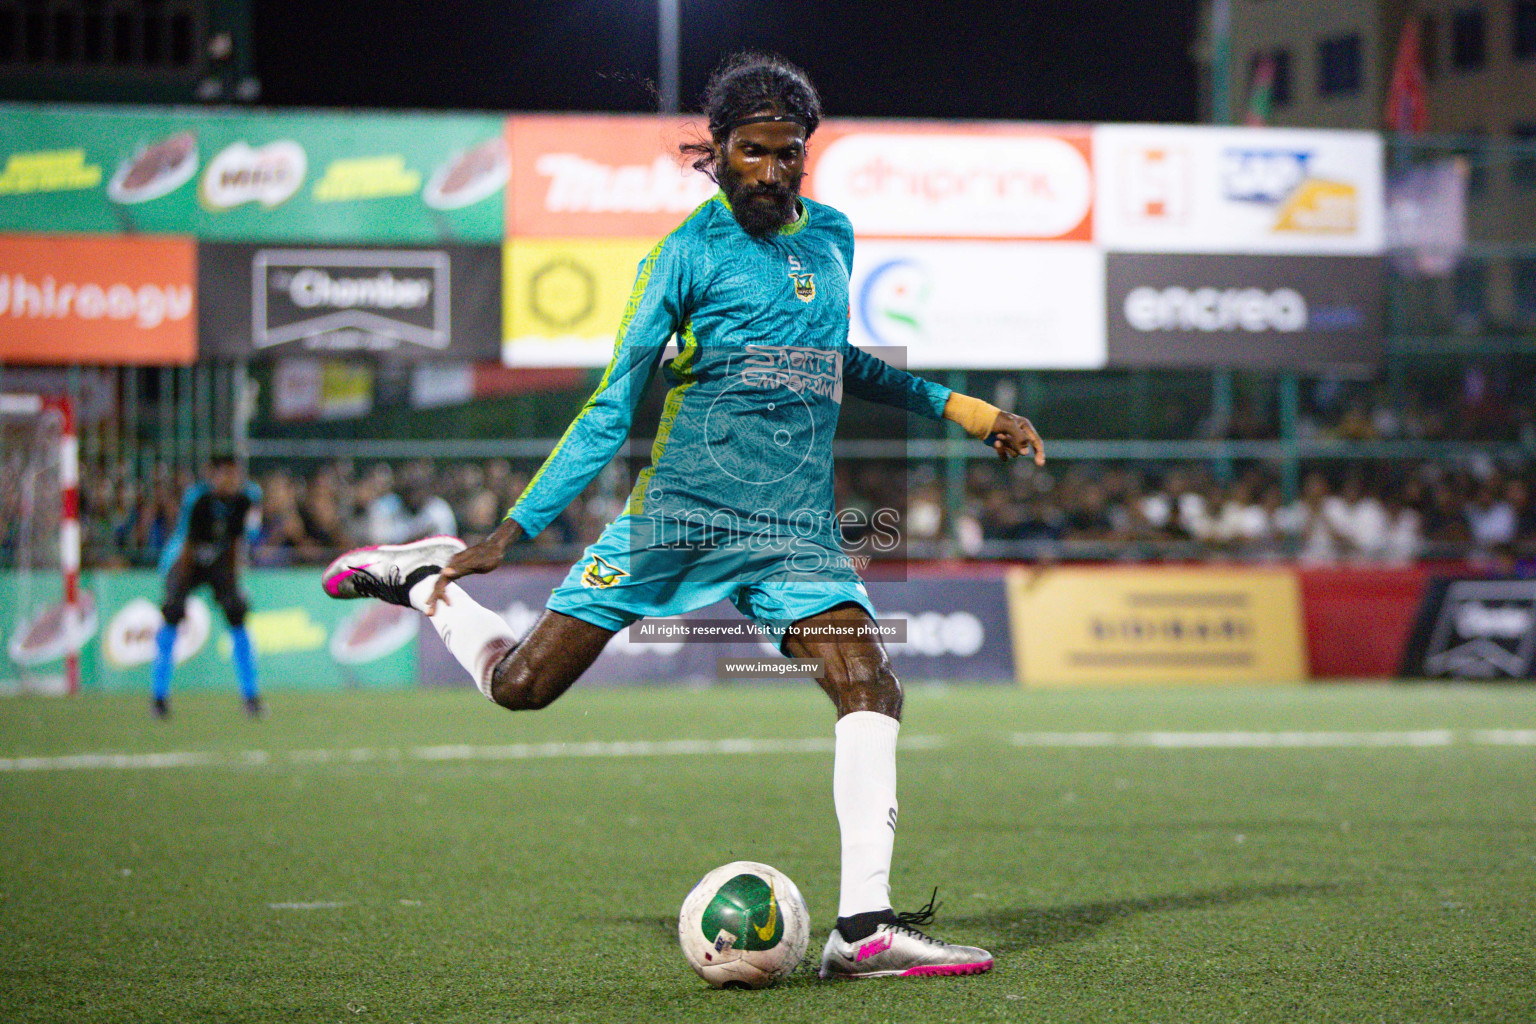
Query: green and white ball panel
677 860 810 989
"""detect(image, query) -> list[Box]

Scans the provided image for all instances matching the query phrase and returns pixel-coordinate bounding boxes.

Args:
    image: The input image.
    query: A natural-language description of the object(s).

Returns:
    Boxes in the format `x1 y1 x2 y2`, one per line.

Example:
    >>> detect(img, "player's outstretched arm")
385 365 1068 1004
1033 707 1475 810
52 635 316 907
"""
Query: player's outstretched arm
943 392 1046 466
425 516 524 614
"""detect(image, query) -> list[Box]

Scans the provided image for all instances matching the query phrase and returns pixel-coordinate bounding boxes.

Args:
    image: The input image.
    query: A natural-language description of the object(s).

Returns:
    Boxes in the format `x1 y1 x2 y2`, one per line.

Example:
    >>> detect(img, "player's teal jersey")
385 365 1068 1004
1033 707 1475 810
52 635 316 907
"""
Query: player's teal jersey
507 192 950 564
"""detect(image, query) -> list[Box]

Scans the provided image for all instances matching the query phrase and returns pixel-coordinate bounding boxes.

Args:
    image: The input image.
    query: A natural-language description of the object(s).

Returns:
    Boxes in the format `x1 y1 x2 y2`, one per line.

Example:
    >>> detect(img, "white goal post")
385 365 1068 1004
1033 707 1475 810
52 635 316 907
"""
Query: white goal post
1 392 82 694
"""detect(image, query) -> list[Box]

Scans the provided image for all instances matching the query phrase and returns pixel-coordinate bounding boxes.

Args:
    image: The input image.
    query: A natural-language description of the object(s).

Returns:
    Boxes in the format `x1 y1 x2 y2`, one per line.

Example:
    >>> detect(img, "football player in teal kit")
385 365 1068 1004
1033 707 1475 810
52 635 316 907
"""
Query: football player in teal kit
324 52 1044 979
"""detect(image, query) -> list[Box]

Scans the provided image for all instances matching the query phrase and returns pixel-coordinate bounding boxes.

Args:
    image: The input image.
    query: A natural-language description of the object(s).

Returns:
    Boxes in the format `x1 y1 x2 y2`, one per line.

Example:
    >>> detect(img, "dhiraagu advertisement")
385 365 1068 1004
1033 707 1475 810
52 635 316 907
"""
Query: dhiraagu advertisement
2 569 418 693
0 104 506 243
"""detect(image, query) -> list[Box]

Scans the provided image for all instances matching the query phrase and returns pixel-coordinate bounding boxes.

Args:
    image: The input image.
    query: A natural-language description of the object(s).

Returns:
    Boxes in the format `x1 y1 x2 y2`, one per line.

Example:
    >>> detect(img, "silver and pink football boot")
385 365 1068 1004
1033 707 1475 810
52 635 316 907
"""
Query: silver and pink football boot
321 536 466 607
819 896 993 980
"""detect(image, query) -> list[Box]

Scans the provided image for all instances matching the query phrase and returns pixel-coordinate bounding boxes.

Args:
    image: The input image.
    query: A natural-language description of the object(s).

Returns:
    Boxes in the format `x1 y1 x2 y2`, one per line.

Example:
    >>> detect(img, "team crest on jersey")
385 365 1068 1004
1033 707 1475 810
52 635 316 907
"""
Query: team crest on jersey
787 254 816 303
580 554 629 590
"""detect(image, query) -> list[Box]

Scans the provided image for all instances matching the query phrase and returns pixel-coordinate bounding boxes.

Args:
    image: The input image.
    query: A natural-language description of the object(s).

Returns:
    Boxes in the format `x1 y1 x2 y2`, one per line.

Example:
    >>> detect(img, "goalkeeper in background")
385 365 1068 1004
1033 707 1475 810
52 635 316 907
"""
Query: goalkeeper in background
151 456 263 719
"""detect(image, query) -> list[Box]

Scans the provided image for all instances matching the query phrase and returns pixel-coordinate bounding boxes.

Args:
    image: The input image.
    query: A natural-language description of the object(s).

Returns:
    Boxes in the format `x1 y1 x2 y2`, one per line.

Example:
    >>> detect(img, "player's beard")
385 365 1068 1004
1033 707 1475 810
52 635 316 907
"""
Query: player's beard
719 163 804 238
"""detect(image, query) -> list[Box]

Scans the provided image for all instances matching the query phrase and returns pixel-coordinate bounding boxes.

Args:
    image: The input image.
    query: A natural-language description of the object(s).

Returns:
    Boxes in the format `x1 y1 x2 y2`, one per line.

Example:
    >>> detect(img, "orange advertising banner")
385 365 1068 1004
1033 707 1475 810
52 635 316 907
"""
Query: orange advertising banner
0 234 196 364
506 115 717 238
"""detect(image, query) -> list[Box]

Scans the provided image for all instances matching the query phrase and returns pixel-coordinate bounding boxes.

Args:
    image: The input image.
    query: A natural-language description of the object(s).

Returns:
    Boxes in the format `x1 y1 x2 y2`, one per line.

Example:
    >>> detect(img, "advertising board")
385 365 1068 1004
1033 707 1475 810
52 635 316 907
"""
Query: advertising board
807 120 1094 240
0 569 418 693
198 242 502 360
502 236 655 366
1105 253 1383 370
1400 578 1536 680
0 105 506 242
848 240 1105 368
1006 566 1306 687
506 115 715 239
0 233 195 364
417 567 1015 687
1094 124 1384 255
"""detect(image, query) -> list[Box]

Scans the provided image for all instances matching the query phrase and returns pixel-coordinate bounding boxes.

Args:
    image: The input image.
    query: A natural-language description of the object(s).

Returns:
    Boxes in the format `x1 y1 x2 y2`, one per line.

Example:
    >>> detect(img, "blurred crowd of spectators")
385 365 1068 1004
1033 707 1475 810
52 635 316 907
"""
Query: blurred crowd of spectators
62 457 607 568
939 461 1533 566
8 362 1533 570
1209 370 1530 445
1 454 1520 571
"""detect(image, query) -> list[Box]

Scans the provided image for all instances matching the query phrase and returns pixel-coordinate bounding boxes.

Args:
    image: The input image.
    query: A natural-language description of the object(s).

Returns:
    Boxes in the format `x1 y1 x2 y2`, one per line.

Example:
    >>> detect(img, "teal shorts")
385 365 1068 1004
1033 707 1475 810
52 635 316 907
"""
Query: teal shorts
544 515 876 645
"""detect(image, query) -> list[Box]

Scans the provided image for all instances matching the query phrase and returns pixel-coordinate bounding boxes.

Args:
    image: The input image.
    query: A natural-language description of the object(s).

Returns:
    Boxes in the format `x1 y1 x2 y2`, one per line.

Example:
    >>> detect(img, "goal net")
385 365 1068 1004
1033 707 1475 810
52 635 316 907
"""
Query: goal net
1 393 88 694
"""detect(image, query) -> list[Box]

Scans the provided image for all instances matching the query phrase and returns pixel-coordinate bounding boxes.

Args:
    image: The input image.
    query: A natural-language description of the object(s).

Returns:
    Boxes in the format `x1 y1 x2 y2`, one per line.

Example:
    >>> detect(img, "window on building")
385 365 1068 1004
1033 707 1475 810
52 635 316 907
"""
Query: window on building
1452 7 1487 70
1271 49 1292 106
1318 34 1362 96
1453 260 1488 323
1422 14 1440 79
1457 129 1490 195
0 0 204 69
1516 258 1536 319
1513 124 1536 188
1516 1 1536 60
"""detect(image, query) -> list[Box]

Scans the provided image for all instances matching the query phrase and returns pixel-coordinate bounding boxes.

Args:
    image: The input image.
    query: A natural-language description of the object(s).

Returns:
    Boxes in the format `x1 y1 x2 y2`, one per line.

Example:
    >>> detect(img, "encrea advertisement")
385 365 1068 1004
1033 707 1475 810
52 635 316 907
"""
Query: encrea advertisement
1105 253 1383 370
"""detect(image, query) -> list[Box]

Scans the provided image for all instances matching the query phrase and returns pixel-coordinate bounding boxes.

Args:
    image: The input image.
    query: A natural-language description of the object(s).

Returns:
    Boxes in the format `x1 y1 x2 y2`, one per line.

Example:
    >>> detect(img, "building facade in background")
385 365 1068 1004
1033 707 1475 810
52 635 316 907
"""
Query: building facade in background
1203 0 1536 335
1206 0 1536 133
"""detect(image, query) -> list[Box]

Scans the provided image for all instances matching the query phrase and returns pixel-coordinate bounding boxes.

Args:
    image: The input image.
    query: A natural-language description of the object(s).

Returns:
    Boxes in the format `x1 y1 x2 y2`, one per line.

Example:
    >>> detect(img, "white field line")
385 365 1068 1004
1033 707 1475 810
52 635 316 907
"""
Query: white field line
267 901 352 911
2 729 1531 773
1007 729 1533 749
1471 729 1536 745
0 734 943 774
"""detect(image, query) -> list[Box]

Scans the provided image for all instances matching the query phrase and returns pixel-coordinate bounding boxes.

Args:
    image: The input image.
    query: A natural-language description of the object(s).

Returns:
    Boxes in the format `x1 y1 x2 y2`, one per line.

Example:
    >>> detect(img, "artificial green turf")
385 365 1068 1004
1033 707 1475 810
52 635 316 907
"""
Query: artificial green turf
2 683 1534 1024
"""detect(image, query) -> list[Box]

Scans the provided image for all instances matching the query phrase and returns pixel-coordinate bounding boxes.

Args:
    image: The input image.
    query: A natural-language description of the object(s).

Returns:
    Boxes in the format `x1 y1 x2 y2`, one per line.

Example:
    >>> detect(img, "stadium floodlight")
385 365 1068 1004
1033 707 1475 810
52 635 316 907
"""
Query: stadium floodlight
659 0 681 113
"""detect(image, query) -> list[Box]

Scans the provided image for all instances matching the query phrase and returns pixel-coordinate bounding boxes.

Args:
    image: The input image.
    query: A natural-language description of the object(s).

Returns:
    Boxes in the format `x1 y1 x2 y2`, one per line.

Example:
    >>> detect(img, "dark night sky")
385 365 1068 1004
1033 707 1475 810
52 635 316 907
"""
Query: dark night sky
253 1 1201 123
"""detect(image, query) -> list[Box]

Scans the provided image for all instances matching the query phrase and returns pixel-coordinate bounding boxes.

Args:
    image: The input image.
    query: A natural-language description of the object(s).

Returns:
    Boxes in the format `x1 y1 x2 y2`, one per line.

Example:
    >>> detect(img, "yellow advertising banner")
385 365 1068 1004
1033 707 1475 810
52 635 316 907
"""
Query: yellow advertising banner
1005 566 1306 687
502 237 655 366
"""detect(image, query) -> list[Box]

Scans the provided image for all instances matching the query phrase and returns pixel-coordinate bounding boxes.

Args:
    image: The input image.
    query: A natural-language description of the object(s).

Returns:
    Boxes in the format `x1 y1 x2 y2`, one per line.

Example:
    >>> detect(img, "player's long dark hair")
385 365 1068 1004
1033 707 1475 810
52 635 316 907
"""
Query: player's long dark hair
679 51 822 183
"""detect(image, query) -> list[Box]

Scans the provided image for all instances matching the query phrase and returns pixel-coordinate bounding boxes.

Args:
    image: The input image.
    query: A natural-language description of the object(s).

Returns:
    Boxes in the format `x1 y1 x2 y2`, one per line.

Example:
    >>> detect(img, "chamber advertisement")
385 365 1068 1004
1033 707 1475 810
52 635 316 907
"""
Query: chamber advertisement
198 242 503 360
1400 578 1536 680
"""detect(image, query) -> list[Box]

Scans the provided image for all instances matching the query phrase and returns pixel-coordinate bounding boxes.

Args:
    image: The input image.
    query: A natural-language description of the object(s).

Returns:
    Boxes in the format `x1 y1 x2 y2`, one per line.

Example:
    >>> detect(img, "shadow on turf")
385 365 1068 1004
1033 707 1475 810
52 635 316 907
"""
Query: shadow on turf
618 915 680 942
620 883 1338 986
945 882 1342 955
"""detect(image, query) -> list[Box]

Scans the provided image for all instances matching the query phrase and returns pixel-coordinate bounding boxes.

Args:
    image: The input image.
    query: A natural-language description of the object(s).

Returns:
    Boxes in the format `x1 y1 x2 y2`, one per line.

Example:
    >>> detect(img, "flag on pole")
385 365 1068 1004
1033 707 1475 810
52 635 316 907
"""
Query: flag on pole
1246 53 1276 126
1211 0 1233 124
1384 16 1428 133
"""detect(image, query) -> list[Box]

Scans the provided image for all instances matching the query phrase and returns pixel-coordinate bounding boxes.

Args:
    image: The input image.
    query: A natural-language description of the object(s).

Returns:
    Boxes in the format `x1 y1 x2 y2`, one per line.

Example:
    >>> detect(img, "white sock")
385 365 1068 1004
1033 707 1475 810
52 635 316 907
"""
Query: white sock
833 710 900 918
408 578 516 699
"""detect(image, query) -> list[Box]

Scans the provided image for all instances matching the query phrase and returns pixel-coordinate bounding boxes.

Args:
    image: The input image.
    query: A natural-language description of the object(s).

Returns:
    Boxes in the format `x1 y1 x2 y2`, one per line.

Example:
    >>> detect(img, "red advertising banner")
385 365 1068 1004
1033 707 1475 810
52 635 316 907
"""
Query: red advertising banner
1297 566 1429 678
0 234 196 364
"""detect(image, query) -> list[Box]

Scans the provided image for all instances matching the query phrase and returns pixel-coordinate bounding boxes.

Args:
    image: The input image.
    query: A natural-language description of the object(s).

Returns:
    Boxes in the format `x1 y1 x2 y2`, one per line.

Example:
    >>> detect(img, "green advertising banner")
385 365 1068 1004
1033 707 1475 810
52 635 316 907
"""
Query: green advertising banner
0 104 507 243
2 568 418 693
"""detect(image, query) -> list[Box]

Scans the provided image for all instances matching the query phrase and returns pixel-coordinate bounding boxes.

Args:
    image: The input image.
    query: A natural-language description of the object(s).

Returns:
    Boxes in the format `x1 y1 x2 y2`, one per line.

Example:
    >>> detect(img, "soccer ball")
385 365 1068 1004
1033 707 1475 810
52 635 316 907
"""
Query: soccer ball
678 861 811 989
